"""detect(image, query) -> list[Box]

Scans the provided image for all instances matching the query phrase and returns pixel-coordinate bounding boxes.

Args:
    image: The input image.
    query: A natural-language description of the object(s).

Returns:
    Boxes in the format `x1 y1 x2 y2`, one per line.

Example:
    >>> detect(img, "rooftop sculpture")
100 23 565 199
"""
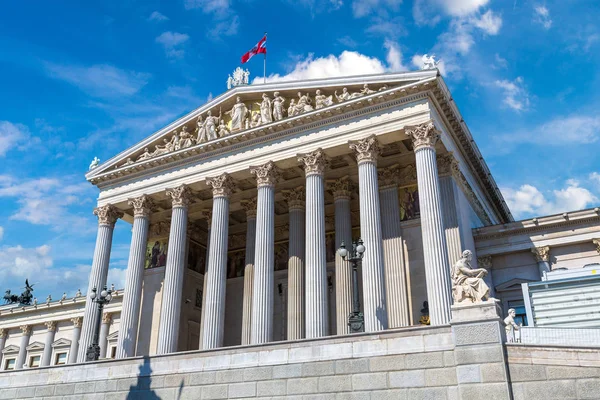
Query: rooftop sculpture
3 279 35 305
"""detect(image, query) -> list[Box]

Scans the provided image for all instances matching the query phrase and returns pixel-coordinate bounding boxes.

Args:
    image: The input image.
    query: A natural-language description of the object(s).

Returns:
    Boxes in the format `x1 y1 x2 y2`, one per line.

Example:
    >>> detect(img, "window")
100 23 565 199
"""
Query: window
29 355 41 368
109 346 117 359
4 358 15 370
55 352 67 365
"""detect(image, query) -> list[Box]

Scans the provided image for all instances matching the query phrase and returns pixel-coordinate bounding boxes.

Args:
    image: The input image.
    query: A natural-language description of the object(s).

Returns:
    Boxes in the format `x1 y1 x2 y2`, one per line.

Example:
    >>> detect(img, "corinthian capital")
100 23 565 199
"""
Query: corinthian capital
71 317 83 328
0 328 7 338
45 321 57 332
128 195 156 218
405 121 440 151
166 185 193 208
20 325 32 335
283 187 305 210
349 135 380 165
206 173 236 198
102 312 113 325
298 148 329 176
93 204 123 227
328 177 353 200
478 255 492 270
437 153 458 177
378 165 399 189
250 161 281 188
531 246 550 262
241 198 258 219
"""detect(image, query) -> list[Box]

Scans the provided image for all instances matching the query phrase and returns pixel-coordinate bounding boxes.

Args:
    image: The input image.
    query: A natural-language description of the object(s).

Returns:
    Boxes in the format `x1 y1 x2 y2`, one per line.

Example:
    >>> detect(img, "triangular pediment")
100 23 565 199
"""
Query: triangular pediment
86 70 438 184
495 278 534 292
107 330 119 340
51 338 72 348
26 341 45 351
2 344 19 354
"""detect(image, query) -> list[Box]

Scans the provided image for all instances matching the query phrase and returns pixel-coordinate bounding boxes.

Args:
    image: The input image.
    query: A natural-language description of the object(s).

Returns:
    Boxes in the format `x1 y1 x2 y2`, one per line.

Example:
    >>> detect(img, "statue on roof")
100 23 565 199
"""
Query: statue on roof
89 157 100 170
257 93 273 124
227 67 250 89
226 96 249 131
421 54 440 70
272 92 286 121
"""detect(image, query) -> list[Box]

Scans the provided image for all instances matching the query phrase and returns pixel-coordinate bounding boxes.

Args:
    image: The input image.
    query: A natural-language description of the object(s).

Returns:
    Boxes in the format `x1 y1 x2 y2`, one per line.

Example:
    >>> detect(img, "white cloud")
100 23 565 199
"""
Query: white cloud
0 226 4 241
352 0 402 18
413 0 489 25
0 121 29 157
255 43 407 83
184 0 230 14
184 0 238 40
472 10 502 35
590 172 600 188
494 77 530 112
502 181 599 219
44 62 150 98
533 5 552 29
148 11 169 22
0 175 93 229
207 15 239 40
492 53 508 69
156 31 190 59
436 0 489 17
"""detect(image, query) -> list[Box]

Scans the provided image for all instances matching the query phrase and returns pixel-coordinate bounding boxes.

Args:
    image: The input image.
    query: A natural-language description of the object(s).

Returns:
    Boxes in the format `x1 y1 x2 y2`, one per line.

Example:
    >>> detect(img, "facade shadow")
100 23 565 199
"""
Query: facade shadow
127 356 160 400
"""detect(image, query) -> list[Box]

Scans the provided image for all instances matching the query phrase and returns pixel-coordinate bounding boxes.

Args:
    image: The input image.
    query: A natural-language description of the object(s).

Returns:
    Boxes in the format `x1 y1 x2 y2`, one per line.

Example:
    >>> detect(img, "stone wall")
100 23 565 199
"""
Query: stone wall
507 344 600 400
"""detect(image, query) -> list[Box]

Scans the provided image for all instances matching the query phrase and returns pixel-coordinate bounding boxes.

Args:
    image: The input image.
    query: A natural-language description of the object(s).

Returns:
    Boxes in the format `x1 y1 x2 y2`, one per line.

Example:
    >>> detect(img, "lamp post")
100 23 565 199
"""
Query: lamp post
85 286 112 361
338 238 365 333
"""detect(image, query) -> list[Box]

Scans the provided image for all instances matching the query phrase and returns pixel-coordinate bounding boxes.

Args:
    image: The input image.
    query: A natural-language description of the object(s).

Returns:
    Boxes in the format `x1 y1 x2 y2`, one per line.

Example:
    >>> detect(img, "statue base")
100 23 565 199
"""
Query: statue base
450 298 503 324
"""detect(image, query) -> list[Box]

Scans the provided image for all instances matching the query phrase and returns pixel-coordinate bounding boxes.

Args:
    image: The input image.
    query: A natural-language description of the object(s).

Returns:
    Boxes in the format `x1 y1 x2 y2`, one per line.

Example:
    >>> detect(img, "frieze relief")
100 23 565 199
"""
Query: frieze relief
116 84 394 169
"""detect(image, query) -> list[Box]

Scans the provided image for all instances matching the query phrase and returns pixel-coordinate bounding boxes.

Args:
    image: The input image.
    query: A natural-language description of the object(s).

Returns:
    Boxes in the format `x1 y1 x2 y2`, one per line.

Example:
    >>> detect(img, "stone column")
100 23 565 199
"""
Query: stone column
250 161 280 344
378 166 410 328
202 173 236 350
350 136 388 332
437 154 464 268
157 185 192 355
241 198 257 345
68 317 82 364
198 210 211 350
78 204 123 362
532 246 551 278
41 321 57 367
406 121 452 325
477 255 496 298
283 187 306 340
329 177 354 335
0 329 6 367
98 313 112 358
117 195 155 359
298 149 330 338
16 325 31 370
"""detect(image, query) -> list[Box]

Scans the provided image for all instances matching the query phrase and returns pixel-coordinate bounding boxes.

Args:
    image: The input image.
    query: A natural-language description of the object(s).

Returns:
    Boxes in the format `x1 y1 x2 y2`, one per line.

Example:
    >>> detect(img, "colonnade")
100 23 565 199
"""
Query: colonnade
81 122 456 359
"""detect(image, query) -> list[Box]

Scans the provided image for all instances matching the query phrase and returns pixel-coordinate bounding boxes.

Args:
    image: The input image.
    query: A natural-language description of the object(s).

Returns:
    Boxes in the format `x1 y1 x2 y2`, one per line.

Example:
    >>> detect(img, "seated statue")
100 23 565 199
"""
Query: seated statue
452 250 490 303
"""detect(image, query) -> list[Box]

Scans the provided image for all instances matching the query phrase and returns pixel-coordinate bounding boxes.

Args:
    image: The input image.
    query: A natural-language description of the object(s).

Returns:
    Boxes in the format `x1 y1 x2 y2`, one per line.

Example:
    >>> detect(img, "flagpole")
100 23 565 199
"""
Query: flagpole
263 32 267 84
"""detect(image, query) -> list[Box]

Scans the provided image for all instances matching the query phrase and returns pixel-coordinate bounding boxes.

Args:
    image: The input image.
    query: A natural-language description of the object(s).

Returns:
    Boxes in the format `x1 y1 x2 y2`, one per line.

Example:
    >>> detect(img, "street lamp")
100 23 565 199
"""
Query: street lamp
85 286 112 361
338 238 365 333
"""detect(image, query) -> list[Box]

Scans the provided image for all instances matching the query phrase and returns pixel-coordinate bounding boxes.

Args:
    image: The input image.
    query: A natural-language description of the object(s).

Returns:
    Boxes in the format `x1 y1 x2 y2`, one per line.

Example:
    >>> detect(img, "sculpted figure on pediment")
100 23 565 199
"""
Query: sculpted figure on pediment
335 87 364 102
257 93 273 124
379 85 388 91
179 125 195 148
218 119 230 137
360 84 376 95
315 89 333 109
272 92 285 121
227 96 249 131
296 92 314 114
137 148 153 162
153 138 173 156
288 99 298 117
172 130 181 151
197 111 219 143
250 112 262 128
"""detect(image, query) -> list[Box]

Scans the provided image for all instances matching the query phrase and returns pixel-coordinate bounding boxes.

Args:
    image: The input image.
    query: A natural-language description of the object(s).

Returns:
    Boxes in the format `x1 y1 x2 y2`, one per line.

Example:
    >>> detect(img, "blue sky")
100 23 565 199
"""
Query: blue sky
1 0 599 298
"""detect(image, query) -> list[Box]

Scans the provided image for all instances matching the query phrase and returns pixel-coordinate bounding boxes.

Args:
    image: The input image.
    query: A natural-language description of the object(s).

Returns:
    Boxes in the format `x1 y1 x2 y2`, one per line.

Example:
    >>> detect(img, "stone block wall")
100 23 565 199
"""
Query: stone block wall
507 344 600 400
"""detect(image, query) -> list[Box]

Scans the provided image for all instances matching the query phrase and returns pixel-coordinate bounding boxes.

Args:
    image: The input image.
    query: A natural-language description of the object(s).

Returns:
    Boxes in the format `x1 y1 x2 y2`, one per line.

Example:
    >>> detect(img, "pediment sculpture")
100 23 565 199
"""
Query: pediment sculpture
451 250 491 304
121 83 392 168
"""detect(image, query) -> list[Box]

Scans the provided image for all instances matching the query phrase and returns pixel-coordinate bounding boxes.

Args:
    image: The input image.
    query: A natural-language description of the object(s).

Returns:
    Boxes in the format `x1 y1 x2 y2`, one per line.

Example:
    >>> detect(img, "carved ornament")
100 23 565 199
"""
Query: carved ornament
398 164 417 187
593 238 600 254
166 185 193 208
102 313 113 325
0 328 6 338
283 187 305 210
128 195 156 218
437 153 458 177
477 255 493 270
241 198 258 218
250 161 281 188
298 148 329 176
45 321 57 332
20 325 32 335
206 173 236 198
150 220 171 238
328 177 353 200
378 165 399 189
349 135 380 165
531 246 550 263
405 121 440 151
93 204 123 227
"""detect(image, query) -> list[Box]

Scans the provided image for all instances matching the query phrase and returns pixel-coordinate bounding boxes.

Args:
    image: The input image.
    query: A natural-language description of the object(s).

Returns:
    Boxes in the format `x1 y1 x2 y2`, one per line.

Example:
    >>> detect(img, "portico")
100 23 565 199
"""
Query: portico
83 70 511 358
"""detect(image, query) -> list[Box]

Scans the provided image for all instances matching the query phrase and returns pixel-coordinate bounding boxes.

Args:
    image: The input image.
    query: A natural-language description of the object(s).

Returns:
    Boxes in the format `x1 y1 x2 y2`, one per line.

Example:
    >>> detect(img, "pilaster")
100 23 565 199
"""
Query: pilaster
531 246 551 278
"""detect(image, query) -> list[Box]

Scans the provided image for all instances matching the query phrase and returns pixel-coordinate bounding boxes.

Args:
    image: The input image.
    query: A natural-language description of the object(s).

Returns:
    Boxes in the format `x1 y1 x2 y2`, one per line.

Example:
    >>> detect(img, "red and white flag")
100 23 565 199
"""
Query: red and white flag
241 35 267 64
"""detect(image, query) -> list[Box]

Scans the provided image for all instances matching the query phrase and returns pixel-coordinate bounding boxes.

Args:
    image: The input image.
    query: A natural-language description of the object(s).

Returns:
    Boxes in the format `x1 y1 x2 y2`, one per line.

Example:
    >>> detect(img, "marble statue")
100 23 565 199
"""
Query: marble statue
122 158 134 167
89 157 100 170
226 74 234 90
360 84 376 95
250 112 262 128
46 295 51 306
179 126 195 148
335 87 363 102
228 67 250 89
314 89 333 109
288 99 298 117
110 283 115 292
218 119 230 137
257 93 273 123
421 54 439 70
295 92 313 114
172 129 181 151
200 111 219 142
227 96 248 131
33 297 38 307
504 308 521 343
378 85 388 91
60 292 67 304
451 250 490 303
272 92 285 121
76 289 82 297
153 138 173 157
